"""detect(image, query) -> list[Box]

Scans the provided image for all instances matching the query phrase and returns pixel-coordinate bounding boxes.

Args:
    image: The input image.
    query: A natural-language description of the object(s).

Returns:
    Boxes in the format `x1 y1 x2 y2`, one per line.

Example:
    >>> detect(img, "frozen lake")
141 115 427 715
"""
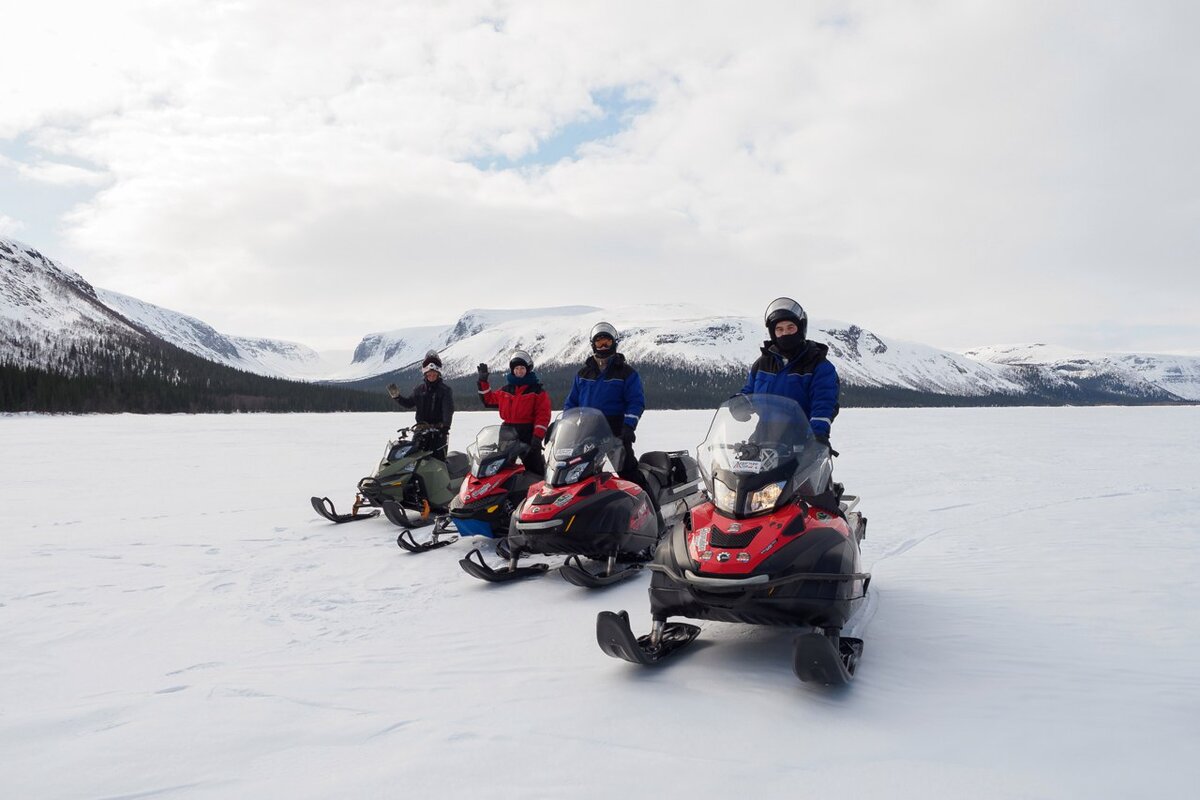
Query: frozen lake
2 407 1198 799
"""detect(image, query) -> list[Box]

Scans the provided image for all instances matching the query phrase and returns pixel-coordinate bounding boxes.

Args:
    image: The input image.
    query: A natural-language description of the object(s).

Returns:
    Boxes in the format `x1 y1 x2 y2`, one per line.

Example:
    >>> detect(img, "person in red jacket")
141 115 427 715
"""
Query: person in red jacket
476 349 551 475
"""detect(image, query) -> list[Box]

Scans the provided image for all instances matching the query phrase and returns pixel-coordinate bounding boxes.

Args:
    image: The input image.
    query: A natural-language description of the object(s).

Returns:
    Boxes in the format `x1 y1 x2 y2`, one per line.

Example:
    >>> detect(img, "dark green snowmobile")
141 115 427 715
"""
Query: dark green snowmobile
311 424 469 526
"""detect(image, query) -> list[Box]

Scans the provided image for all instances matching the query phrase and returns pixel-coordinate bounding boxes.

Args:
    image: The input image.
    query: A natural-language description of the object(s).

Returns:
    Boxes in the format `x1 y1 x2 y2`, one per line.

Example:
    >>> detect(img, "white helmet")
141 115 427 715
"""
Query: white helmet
589 321 619 356
508 349 533 370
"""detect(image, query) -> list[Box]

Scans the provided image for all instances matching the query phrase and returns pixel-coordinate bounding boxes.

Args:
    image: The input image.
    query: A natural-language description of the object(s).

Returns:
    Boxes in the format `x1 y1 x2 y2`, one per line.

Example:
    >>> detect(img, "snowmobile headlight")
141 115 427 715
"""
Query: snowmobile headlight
745 481 786 514
713 479 737 515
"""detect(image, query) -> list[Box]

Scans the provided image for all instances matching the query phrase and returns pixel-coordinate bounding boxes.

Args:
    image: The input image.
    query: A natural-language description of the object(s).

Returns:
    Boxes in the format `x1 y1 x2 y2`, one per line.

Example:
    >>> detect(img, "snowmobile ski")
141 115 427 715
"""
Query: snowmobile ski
792 632 863 685
595 610 701 665
311 496 379 524
396 529 458 553
382 499 434 529
458 547 551 583
558 555 645 588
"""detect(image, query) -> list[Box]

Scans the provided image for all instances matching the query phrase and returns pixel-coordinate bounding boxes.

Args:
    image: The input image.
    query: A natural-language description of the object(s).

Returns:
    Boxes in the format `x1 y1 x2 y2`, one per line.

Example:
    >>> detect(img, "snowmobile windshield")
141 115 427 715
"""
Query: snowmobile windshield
698 394 829 518
467 425 523 478
544 407 622 487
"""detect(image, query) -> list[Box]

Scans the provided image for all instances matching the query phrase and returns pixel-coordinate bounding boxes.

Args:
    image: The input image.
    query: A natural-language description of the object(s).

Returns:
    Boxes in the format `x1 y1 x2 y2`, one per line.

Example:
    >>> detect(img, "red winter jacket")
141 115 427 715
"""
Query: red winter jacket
478 379 552 439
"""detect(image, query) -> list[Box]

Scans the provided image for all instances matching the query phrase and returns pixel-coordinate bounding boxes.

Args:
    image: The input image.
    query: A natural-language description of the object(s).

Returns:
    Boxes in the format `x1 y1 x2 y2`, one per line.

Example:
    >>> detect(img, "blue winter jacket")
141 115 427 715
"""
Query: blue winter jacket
563 353 645 432
740 341 839 437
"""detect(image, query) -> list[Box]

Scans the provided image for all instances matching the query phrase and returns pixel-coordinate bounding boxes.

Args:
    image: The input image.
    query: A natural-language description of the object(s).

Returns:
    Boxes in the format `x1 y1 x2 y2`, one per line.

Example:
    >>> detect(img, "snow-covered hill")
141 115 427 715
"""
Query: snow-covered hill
3 234 1195 404
96 289 342 380
964 343 1200 401
0 237 148 369
334 304 1030 398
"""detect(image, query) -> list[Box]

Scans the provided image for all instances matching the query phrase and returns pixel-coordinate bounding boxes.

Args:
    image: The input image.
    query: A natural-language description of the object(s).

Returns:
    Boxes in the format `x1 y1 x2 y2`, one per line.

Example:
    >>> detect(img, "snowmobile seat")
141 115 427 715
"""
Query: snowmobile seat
638 452 673 504
446 451 470 480
638 451 673 482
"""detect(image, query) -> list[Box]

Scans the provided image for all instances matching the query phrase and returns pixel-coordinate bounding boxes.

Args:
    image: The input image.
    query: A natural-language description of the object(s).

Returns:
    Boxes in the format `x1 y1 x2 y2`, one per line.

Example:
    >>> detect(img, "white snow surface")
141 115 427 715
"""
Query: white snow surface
2 408 1198 799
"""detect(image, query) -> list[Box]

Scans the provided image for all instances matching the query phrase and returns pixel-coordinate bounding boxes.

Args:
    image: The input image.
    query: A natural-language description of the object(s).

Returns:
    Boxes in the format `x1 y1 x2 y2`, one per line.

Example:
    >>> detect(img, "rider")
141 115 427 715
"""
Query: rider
476 349 551 475
387 350 454 459
563 321 646 487
739 297 840 509
740 297 839 443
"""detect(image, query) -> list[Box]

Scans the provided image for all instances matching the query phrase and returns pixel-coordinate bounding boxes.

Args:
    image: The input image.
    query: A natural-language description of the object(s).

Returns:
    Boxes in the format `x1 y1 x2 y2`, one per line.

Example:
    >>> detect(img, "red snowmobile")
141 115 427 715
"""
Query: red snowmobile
394 424 539 553
458 407 703 587
596 394 871 684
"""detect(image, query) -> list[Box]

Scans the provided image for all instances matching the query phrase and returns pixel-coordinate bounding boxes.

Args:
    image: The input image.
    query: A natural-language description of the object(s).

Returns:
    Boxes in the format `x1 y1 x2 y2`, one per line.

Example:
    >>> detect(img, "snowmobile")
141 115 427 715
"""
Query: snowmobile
596 394 871 685
396 424 539 553
311 424 469 526
458 406 704 587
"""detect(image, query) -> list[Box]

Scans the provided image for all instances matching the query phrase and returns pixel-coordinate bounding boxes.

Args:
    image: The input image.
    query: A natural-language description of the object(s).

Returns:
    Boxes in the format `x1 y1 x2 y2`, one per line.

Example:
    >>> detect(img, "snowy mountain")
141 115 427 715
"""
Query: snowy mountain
3 234 1195 406
964 343 1200 402
95 288 343 380
333 304 1029 399
0 237 149 371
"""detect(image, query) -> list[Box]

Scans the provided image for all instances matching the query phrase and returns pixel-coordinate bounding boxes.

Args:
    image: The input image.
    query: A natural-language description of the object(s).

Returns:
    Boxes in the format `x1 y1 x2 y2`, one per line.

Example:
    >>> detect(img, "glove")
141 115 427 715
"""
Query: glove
386 383 401 399
476 363 489 380
620 426 636 445
814 433 830 448
728 394 753 422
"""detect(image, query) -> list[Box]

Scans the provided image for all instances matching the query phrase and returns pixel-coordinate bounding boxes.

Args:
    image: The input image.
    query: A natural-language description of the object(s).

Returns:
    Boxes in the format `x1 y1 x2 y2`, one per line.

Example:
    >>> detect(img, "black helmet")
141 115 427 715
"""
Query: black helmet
508 349 533 370
764 297 807 341
589 322 618 357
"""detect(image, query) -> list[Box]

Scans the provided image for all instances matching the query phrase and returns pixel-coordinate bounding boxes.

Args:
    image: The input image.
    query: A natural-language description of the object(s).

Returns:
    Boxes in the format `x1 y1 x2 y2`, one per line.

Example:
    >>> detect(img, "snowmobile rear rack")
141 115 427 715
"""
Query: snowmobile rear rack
559 555 645 588
458 547 551 583
311 496 380 524
595 610 700 665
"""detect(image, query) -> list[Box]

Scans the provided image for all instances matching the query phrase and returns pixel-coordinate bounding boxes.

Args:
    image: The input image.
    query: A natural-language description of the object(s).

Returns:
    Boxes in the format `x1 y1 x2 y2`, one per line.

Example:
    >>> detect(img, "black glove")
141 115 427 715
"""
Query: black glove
814 433 830 447
620 426 636 445
476 363 489 380
386 383 401 399
728 394 753 422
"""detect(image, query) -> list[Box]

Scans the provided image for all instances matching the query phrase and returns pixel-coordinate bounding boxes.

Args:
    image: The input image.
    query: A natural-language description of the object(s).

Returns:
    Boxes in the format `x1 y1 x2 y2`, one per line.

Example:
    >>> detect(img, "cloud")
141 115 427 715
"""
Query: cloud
4 1 1199 352
17 161 109 186
0 214 27 236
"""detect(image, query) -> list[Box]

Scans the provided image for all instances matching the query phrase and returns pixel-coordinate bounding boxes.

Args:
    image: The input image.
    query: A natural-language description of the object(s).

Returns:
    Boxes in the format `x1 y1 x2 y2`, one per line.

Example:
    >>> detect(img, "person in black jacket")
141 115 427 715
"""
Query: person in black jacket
387 351 454 459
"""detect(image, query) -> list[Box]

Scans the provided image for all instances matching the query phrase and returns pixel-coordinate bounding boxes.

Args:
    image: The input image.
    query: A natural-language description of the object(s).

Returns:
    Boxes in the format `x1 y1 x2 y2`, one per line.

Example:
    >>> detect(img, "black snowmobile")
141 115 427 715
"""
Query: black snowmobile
459 406 703 587
596 394 871 684
311 424 469 527
395 424 539 553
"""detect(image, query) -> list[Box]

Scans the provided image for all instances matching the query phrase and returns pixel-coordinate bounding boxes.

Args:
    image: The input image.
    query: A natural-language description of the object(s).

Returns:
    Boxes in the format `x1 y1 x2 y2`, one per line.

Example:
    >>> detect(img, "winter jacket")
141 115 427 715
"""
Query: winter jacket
563 353 645 433
740 341 839 437
478 372 552 440
392 378 454 428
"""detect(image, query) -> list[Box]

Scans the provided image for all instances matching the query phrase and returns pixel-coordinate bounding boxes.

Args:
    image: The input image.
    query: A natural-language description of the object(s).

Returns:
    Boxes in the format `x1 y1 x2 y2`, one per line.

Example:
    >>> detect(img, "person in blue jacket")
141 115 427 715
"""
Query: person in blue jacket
563 321 646 484
740 297 840 445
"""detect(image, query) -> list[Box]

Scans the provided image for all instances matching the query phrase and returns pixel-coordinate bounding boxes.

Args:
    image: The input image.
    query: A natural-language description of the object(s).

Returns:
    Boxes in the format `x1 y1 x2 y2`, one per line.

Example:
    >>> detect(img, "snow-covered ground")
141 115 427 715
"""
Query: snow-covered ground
2 408 1198 799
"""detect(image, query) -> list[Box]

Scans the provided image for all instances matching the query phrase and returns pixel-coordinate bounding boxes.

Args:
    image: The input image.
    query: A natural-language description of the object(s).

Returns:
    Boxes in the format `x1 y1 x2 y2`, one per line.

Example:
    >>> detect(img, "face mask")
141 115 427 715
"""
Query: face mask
774 332 804 354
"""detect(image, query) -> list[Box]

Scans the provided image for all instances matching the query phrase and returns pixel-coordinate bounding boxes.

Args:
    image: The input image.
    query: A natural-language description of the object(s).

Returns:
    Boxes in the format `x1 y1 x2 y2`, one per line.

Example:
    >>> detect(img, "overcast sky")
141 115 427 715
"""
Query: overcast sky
2 1 1198 354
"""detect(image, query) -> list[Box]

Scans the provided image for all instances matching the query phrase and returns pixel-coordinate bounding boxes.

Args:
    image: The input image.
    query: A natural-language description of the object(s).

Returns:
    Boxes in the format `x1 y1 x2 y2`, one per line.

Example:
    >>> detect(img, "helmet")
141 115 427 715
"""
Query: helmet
421 350 443 373
589 321 619 357
764 297 807 341
508 349 533 370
